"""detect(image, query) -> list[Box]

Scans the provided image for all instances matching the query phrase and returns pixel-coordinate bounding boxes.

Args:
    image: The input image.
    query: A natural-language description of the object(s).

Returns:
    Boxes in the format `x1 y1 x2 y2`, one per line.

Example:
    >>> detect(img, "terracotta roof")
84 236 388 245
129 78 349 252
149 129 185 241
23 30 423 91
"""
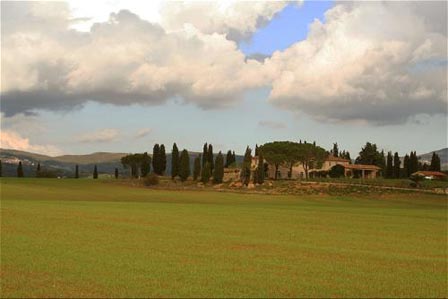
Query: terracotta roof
344 164 381 170
326 155 350 162
412 171 447 177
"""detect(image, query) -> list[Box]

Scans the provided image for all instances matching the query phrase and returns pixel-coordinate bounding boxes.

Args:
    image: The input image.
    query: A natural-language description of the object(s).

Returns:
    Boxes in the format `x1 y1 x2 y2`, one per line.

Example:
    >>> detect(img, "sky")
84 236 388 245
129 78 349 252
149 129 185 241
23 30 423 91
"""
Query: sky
1 1 447 157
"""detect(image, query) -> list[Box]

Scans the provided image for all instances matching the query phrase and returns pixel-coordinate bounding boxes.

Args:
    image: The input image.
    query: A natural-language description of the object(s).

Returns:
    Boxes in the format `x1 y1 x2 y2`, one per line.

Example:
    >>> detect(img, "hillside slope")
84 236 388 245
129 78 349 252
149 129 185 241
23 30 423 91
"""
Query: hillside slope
418 148 448 170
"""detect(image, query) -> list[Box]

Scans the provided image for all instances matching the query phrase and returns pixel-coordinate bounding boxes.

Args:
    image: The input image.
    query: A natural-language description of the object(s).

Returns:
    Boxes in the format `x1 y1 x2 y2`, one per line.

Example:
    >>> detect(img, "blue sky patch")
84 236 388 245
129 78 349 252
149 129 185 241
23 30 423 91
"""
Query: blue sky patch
239 0 333 56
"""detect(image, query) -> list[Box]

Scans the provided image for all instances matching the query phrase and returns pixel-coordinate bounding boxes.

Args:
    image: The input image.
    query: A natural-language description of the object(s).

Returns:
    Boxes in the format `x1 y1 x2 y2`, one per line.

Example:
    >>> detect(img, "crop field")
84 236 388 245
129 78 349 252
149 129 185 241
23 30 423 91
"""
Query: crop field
1 178 447 298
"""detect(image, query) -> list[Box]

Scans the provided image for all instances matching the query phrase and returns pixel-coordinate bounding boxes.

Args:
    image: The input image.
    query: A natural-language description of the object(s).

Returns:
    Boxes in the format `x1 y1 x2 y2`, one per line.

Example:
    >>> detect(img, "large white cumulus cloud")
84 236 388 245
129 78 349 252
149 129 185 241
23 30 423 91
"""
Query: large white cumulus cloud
1 1 270 115
266 1 447 124
160 1 295 40
1 1 446 125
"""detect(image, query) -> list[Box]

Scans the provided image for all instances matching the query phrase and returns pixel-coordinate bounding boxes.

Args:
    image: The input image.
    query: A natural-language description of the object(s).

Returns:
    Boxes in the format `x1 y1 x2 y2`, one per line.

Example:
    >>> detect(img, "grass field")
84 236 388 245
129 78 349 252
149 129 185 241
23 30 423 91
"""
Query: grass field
1 178 447 298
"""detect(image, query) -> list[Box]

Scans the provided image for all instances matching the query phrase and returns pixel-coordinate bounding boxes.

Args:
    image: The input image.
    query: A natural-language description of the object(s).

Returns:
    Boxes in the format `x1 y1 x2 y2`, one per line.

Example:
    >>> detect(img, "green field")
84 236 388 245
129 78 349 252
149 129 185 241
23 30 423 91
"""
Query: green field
1 178 447 298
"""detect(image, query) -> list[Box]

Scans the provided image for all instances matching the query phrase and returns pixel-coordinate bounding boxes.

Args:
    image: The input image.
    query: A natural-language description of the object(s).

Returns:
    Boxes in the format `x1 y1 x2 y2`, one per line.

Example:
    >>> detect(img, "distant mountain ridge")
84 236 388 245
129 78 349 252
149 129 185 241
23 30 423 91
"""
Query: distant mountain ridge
0 148 128 177
0 149 127 164
0 148 244 177
417 148 448 170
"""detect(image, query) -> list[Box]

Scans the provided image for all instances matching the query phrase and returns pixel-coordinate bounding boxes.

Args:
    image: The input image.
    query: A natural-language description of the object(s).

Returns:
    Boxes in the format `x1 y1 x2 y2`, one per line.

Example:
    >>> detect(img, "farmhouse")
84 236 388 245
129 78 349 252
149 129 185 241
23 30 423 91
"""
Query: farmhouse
223 167 241 182
251 155 381 179
411 171 447 180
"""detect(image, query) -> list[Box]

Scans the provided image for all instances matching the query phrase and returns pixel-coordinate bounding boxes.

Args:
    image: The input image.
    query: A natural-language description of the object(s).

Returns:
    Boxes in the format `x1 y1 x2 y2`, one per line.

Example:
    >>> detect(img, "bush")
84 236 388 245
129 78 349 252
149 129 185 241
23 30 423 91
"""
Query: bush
143 174 159 186
329 165 345 178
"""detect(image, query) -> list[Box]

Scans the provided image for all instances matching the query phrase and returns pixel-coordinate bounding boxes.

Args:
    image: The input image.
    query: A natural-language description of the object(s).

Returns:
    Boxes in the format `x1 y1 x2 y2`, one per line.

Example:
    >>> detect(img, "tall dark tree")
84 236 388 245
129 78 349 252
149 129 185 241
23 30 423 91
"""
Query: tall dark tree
208 144 214 173
386 151 393 178
160 144 167 175
193 154 201 181
93 165 98 179
75 165 79 179
225 150 233 167
17 161 24 177
152 144 160 175
340 150 351 162
355 142 384 168
171 143 179 179
36 162 41 177
232 151 236 165
202 143 208 171
141 152 151 177
121 153 151 178
256 151 265 184
255 144 259 156
409 151 419 174
213 152 224 184
420 163 429 171
379 150 386 175
240 146 252 185
430 152 441 171
179 149 190 182
297 142 327 179
259 142 288 180
393 152 401 178
332 143 339 157
403 154 410 177
115 168 119 179
201 162 211 184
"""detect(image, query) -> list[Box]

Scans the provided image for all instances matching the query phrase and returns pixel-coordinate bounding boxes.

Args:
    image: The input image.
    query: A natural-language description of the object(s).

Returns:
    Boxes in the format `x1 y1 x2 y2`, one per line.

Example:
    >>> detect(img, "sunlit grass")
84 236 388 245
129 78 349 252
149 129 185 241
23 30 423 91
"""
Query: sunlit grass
1 178 447 298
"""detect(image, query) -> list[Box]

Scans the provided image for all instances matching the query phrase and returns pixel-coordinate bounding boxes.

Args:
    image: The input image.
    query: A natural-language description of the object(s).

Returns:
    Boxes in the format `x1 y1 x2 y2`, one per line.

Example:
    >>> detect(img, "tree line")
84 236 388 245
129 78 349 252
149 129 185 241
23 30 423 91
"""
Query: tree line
356 142 441 178
1 141 442 180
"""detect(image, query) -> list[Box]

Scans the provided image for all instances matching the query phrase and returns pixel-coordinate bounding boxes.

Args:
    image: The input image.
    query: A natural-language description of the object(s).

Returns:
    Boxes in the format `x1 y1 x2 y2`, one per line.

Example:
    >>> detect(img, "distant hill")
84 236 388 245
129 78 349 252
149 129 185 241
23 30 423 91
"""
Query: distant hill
0 148 244 177
53 152 128 164
418 148 448 170
0 149 127 164
0 148 128 177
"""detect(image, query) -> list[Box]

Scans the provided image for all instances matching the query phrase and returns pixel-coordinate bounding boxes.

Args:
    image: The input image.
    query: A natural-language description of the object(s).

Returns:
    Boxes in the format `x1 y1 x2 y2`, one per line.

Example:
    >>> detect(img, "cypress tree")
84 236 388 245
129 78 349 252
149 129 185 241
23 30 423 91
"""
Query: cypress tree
115 168 119 179
193 154 201 181
202 143 208 170
393 152 401 178
332 143 339 157
152 144 160 174
160 144 167 175
201 162 211 184
141 152 151 177
213 152 224 184
255 144 259 156
345 151 351 162
232 151 236 165
379 150 386 175
208 144 214 173
75 165 79 179
17 161 24 177
430 152 441 171
386 152 393 178
93 165 98 179
410 151 419 174
225 150 232 167
257 151 265 184
241 146 252 185
171 143 179 179
403 154 410 177
36 162 41 177
409 152 415 174
179 149 190 182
